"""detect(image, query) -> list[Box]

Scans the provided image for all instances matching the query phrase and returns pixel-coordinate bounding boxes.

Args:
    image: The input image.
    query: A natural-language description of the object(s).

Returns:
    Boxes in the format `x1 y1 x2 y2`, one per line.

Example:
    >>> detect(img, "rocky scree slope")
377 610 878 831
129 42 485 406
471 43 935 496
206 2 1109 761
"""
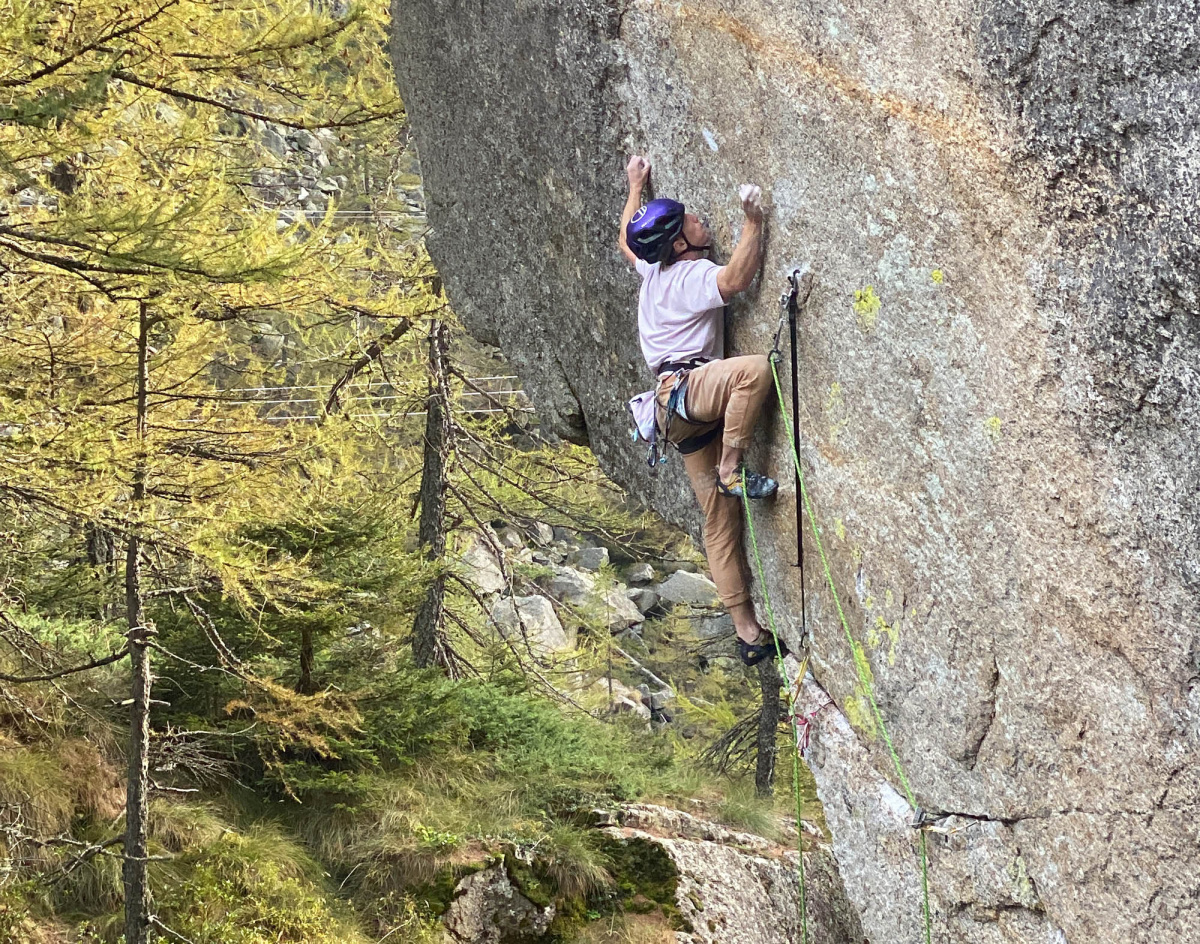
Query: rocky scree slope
390 1 1200 941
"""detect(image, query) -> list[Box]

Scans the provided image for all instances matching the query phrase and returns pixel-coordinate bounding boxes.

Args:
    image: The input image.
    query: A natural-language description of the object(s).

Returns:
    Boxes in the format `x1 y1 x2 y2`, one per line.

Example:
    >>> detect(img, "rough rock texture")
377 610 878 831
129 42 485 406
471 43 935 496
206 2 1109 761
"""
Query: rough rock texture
489 595 573 654
568 545 610 572
625 562 657 585
443 862 555 943
627 585 659 614
547 565 597 606
605 803 863 944
594 678 653 720
459 540 508 595
392 1 1200 941
598 586 645 630
656 571 721 607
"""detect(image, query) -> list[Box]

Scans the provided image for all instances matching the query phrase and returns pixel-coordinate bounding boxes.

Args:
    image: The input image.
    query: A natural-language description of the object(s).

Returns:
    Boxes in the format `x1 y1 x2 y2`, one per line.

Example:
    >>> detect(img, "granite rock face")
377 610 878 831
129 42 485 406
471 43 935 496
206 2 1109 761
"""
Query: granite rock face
392 1 1200 940
605 803 863 944
443 862 555 943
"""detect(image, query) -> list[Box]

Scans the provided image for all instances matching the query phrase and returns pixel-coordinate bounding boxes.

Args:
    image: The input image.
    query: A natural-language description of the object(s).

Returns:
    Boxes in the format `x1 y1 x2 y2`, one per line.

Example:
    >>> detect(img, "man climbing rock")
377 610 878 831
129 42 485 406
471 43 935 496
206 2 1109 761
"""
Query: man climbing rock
618 154 786 667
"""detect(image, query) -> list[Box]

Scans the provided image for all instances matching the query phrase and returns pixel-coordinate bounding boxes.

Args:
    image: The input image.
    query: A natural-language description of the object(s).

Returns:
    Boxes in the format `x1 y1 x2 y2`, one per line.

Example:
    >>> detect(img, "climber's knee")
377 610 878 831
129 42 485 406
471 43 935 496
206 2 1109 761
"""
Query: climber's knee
746 354 771 391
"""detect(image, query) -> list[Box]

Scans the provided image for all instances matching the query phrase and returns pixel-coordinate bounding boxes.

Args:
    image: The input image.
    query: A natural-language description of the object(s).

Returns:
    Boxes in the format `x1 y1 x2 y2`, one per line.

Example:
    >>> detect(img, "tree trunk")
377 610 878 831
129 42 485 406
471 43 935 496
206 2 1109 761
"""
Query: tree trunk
123 301 154 944
297 624 315 694
86 522 117 568
755 659 781 797
412 320 451 669
86 522 119 621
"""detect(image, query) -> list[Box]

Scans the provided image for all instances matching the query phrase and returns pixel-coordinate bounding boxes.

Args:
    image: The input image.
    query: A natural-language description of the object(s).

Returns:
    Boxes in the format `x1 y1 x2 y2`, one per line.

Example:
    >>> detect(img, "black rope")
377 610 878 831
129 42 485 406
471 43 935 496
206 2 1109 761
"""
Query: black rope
775 268 814 640
790 298 807 640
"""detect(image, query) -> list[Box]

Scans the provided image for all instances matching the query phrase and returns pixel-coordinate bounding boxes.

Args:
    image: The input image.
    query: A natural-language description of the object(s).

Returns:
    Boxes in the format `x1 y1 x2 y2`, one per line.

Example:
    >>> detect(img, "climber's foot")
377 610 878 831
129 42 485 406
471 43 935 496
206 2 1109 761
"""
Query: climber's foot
738 630 789 666
715 466 778 500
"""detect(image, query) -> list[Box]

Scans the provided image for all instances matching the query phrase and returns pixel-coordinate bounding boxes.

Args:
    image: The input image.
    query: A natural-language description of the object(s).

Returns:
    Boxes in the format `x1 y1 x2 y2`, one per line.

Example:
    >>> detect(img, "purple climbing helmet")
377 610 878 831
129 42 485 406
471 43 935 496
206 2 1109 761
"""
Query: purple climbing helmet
626 198 686 264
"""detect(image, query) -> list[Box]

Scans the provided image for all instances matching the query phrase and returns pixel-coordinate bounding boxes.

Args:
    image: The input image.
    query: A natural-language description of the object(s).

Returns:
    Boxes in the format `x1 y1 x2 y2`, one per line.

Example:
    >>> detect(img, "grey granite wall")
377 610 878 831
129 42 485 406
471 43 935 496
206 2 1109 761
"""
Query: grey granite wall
391 1 1199 939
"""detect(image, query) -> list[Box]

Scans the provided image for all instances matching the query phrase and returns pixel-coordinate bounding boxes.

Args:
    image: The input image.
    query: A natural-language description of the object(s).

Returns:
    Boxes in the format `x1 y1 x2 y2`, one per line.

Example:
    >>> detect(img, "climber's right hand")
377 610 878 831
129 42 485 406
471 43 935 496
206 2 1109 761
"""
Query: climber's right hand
627 155 651 187
739 183 764 222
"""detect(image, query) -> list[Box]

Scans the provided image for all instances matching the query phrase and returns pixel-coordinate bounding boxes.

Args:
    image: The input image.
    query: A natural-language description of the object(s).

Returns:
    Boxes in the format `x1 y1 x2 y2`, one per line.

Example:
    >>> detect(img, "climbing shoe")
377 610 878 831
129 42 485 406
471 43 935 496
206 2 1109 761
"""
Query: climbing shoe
738 632 789 667
715 467 778 500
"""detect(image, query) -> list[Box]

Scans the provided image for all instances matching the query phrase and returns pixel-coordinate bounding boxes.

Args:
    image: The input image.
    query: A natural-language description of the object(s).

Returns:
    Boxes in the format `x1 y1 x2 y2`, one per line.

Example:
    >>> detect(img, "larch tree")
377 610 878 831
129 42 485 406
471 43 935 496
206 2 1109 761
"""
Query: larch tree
0 2 434 940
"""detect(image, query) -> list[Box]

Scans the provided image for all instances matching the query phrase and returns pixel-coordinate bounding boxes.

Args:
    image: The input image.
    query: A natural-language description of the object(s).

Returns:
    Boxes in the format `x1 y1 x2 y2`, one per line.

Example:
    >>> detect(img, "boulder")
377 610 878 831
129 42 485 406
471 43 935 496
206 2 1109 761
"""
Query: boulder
592 678 651 721
624 562 655 585
636 684 674 724
528 521 555 546
488 595 572 654
693 611 734 640
259 126 289 159
497 527 524 549
626 586 659 615
551 526 577 545
459 540 507 595
656 571 720 608
546 566 594 605
603 804 864 944
597 587 643 631
567 546 608 572
442 861 555 943
288 129 320 153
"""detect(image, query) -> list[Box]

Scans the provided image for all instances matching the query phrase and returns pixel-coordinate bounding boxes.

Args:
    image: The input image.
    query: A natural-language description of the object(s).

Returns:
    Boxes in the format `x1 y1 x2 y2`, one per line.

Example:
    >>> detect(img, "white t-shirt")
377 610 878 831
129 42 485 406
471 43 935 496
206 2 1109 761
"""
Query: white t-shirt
635 258 725 375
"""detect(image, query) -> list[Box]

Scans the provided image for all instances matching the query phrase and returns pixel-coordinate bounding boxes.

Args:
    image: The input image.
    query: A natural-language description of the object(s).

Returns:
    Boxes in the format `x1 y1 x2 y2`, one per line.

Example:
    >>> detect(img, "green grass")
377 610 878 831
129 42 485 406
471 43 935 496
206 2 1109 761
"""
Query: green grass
713 780 780 839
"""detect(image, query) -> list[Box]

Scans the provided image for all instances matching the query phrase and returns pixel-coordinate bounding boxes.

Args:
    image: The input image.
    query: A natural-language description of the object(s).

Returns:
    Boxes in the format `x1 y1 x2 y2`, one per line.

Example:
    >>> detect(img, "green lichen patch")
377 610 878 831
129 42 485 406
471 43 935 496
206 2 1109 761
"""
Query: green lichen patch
410 857 493 916
592 835 690 932
866 616 900 667
843 641 880 739
504 851 554 909
853 285 881 331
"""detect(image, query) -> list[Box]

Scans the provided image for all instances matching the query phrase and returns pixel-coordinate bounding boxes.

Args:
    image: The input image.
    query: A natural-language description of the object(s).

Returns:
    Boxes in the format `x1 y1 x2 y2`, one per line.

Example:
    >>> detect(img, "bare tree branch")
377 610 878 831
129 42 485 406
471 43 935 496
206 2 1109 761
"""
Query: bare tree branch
325 316 414 414
111 70 400 130
149 917 199 944
0 646 129 683
0 0 180 89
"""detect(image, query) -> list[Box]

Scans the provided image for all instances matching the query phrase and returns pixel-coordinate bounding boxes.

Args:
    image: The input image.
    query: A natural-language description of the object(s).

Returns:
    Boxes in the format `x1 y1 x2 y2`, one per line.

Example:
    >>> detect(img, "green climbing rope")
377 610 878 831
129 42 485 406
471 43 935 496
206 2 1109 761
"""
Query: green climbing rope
738 357 935 944
741 472 809 944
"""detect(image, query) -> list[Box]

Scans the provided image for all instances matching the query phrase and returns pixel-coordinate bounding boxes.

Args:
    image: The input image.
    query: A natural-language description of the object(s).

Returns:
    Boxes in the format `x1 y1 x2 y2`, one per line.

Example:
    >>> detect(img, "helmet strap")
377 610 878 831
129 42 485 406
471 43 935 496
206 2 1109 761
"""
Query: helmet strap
668 235 711 262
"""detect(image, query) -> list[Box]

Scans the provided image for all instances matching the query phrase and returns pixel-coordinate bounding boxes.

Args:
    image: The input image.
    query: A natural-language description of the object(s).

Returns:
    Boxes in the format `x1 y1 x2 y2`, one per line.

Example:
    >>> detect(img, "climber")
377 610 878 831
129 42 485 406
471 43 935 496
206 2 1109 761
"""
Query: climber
618 154 786 667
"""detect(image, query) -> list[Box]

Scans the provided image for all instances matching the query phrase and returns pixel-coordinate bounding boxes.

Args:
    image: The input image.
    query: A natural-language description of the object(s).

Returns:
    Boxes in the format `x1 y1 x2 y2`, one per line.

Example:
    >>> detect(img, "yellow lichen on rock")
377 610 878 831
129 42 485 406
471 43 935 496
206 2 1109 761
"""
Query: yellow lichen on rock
852 285 881 331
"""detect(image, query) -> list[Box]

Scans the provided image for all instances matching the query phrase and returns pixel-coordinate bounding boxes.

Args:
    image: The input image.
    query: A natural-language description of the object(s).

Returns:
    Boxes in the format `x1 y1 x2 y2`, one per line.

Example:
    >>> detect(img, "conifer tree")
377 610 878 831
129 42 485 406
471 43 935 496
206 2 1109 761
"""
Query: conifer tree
0 5 742 939
0 2 421 939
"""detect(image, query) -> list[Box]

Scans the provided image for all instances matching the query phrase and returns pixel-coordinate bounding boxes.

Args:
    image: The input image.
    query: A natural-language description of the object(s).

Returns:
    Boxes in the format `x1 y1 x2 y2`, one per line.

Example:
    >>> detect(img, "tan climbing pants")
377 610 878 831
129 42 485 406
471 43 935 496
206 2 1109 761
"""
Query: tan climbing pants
656 354 774 609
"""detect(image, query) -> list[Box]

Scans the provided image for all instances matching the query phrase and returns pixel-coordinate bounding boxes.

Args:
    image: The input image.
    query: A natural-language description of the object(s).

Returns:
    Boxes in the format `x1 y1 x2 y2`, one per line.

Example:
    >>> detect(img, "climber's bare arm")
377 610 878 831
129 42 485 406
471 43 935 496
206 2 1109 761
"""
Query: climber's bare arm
618 155 650 268
716 185 763 301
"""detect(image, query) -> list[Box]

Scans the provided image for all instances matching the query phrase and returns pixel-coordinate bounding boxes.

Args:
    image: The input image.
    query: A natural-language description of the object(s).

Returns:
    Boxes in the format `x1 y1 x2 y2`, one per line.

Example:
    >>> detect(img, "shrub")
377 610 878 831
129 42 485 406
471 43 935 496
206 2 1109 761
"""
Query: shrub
149 825 368 944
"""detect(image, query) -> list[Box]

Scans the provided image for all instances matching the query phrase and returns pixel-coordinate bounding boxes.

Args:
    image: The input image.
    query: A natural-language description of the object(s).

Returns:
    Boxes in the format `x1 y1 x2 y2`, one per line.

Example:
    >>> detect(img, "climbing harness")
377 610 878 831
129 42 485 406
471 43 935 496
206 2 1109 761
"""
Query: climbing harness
741 272 936 944
627 360 720 470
